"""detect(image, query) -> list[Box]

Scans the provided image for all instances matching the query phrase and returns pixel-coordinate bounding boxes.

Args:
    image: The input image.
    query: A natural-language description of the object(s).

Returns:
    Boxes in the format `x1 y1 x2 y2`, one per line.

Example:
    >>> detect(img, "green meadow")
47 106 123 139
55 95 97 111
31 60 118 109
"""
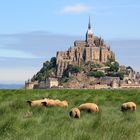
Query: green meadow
0 89 140 140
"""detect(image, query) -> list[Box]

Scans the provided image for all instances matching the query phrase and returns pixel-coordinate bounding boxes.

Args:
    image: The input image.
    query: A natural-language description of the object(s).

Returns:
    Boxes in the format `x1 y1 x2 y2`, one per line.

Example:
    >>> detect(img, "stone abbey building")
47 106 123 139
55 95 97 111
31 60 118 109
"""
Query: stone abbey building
56 18 115 77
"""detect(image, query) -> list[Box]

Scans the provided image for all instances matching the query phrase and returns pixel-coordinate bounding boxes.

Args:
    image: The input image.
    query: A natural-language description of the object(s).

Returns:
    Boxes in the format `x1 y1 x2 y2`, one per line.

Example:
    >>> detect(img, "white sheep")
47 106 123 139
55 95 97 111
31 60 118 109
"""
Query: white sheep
69 107 80 118
121 102 136 111
78 103 99 113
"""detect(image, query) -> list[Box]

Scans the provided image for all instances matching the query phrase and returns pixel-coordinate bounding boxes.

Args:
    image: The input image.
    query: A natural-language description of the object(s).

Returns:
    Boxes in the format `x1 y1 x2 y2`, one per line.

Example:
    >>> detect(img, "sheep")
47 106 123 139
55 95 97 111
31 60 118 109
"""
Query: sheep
121 102 136 112
43 99 57 106
44 98 68 107
78 103 99 113
27 99 47 107
27 97 68 107
56 100 68 107
69 107 80 119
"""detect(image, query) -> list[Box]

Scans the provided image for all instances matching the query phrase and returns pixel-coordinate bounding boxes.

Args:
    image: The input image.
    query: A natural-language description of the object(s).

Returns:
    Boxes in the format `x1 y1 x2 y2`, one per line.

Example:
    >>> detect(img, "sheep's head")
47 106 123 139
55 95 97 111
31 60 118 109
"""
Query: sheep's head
41 101 48 107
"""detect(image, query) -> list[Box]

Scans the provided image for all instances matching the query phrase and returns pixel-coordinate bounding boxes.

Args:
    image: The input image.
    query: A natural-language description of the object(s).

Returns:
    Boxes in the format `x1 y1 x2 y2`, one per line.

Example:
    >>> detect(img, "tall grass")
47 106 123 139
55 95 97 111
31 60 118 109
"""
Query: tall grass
0 89 140 140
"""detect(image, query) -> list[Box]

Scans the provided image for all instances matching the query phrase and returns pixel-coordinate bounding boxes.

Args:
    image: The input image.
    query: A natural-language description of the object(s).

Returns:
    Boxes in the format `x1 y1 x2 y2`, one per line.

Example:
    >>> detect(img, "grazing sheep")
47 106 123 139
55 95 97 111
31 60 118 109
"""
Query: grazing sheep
27 99 47 107
44 98 68 107
78 103 99 113
56 100 68 107
43 99 57 106
121 102 136 111
69 108 80 119
27 98 68 107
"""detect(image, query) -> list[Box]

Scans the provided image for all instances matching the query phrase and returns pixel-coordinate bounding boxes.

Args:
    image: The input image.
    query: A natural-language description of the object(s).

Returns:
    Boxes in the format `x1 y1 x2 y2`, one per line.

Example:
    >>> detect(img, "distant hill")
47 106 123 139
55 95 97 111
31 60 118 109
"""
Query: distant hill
0 84 23 89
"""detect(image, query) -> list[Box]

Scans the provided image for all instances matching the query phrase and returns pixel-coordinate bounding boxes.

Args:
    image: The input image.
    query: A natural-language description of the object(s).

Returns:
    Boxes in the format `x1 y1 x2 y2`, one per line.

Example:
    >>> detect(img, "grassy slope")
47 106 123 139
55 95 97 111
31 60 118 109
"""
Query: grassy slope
0 89 140 140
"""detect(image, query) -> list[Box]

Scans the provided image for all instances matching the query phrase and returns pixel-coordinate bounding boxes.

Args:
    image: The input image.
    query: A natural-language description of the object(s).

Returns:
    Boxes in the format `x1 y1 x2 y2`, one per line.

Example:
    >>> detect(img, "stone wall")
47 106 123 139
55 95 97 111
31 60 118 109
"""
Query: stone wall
120 84 140 88
25 81 38 89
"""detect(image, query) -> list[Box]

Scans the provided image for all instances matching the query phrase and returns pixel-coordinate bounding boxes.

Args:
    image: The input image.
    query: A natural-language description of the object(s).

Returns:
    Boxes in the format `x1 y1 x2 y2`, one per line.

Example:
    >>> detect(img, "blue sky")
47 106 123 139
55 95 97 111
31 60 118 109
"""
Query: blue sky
0 0 140 84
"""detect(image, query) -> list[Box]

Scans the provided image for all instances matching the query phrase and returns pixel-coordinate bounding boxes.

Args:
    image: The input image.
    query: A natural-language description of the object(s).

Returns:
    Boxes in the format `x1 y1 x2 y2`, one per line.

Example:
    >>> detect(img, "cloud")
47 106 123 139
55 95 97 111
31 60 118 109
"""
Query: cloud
0 48 41 59
60 4 90 14
59 3 140 16
61 4 140 16
0 31 80 60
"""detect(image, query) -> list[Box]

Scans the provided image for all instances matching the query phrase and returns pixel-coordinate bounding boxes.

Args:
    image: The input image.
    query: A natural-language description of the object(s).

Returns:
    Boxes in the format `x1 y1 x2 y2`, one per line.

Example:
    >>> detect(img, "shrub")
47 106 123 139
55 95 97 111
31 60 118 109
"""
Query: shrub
63 65 81 78
117 72 124 80
108 61 119 72
87 71 105 78
70 65 81 73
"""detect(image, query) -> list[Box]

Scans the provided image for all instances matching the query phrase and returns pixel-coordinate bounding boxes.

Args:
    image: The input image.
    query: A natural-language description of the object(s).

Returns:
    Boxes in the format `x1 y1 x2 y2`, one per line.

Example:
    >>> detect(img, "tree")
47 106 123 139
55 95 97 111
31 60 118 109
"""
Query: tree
43 61 50 67
109 61 119 72
50 57 56 68
126 66 133 71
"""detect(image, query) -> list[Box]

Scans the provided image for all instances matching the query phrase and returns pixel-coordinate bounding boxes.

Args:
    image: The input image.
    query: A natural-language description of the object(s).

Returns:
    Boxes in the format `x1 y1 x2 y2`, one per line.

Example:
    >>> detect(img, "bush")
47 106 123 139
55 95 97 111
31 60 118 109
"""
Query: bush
109 61 119 72
70 65 81 73
106 72 124 80
117 72 124 80
87 71 105 78
61 77 70 83
63 65 81 78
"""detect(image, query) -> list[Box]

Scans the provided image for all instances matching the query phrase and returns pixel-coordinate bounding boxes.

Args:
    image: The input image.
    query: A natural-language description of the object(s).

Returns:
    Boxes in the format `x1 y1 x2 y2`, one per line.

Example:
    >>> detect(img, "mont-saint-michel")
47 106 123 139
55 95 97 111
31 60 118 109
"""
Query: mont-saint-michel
1 1 140 139
25 18 140 89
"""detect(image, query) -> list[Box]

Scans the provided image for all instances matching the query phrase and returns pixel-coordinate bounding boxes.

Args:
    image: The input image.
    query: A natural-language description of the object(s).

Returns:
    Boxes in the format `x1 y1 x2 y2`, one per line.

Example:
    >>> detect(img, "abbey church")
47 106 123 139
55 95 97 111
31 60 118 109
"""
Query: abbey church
56 18 115 77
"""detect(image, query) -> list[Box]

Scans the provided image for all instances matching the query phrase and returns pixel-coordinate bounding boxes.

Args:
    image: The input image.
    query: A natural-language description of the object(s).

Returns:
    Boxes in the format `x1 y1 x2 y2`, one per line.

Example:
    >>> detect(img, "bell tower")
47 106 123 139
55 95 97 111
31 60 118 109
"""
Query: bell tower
86 17 94 44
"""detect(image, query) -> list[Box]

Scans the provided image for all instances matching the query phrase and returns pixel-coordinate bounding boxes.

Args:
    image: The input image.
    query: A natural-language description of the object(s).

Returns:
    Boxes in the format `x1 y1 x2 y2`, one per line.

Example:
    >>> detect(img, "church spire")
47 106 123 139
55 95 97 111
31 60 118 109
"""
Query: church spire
87 16 93 34
88 16 91 30
86 16 94 44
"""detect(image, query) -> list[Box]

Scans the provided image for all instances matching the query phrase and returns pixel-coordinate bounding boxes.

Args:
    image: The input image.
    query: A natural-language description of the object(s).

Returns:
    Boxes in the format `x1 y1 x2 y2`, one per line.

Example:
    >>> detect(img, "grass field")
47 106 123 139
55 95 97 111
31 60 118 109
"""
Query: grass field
0 89 140 140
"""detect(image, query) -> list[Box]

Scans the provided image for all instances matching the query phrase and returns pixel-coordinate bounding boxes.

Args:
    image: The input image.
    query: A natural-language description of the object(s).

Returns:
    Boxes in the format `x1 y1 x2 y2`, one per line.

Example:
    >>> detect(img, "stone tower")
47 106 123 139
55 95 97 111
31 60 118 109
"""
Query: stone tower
86 17 94 44
56 18 115 77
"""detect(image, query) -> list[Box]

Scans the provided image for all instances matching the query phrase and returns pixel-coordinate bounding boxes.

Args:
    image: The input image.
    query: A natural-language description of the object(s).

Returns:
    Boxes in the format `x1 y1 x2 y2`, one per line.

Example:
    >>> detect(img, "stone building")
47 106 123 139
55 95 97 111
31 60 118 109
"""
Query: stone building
37 78 59 88
46 78 59 88
56 18 115 77
25 80 38 89
25 78 59 89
